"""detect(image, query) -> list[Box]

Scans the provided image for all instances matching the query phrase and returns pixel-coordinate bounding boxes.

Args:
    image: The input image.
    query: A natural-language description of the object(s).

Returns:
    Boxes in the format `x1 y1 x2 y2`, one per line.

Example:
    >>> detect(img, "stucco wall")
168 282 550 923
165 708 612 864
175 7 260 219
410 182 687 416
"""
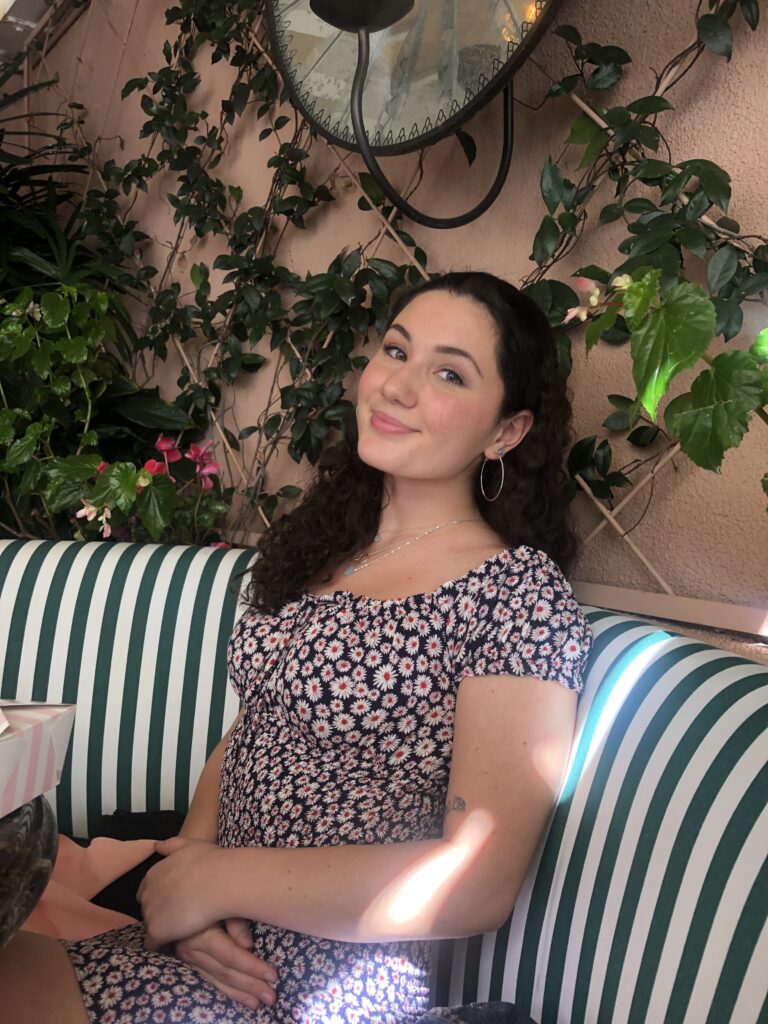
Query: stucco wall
27 0 768 662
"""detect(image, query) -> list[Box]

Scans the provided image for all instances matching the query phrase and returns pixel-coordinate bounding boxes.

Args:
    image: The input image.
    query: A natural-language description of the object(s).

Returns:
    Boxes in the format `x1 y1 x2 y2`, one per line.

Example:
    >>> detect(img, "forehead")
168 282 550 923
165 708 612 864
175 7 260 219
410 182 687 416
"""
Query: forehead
394 290 499 349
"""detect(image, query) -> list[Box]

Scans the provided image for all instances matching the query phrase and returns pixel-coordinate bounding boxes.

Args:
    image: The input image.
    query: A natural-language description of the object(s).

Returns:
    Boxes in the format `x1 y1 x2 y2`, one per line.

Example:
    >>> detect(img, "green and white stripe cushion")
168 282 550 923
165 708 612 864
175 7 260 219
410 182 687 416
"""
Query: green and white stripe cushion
434 610 768 1024
0 539 255 838
1 541 766 1022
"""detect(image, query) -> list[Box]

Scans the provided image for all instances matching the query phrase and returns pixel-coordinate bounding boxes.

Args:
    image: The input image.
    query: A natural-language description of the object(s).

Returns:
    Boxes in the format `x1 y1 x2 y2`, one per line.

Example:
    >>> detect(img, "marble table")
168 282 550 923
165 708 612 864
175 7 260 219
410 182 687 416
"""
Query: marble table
0 795 57 949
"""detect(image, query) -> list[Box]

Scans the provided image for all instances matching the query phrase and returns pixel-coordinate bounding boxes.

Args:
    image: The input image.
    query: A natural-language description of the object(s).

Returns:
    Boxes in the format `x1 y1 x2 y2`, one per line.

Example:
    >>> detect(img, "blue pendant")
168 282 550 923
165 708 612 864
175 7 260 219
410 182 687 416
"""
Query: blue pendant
343 565 354 576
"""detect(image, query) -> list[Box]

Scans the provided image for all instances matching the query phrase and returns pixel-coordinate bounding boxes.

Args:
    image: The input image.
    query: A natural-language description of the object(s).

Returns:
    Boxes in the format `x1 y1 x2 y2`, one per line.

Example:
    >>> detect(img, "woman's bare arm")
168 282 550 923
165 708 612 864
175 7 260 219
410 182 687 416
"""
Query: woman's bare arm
142 677 576 945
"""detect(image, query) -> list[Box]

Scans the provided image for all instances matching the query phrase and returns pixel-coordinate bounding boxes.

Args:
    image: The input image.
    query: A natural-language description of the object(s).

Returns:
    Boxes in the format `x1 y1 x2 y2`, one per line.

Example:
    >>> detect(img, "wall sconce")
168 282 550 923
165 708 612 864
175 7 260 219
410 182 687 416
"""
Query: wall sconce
265 0 564 229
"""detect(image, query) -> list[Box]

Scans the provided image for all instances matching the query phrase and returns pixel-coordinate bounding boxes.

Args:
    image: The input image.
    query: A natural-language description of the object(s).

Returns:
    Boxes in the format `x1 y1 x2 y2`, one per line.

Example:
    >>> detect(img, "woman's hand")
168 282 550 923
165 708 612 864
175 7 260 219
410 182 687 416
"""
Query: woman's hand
175 918 278 1011
138 837 228 947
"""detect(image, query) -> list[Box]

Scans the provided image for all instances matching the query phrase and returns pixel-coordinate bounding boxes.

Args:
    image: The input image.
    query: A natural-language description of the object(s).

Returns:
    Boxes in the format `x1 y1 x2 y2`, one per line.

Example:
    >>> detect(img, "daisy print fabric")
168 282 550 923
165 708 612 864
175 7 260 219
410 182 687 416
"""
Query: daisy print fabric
62 545 591 1024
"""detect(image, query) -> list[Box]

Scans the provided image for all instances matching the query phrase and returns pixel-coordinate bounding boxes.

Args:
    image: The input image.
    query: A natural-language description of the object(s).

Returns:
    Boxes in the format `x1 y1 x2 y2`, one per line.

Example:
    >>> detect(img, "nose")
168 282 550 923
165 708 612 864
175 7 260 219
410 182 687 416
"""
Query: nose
380 359 418 406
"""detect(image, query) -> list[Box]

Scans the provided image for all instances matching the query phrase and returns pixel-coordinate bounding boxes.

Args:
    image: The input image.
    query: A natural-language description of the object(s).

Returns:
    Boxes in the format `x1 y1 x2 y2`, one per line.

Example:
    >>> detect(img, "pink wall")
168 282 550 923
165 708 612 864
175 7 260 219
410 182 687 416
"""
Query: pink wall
27 1 768 653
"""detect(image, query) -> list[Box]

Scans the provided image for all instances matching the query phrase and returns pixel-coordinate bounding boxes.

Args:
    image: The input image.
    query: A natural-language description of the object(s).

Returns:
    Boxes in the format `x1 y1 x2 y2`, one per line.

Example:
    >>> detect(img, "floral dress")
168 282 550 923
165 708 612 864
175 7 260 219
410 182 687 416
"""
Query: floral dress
63 545 592 1024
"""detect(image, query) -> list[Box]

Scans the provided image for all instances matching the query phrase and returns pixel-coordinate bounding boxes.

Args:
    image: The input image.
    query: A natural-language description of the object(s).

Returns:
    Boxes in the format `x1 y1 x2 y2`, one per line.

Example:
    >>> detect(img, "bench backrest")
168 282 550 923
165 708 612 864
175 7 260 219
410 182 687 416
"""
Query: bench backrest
1 539 766 1023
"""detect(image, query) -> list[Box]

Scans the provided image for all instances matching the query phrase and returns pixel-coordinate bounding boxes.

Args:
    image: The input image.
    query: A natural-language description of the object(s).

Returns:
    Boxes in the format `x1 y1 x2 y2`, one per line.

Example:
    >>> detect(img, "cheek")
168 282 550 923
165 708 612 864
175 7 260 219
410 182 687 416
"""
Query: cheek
356 362 380 405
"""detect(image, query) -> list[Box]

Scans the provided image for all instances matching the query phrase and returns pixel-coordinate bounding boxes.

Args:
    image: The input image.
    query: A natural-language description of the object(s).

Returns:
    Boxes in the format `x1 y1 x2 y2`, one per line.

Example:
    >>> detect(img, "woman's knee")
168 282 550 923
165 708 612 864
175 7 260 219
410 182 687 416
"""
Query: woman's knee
0 931 89 1024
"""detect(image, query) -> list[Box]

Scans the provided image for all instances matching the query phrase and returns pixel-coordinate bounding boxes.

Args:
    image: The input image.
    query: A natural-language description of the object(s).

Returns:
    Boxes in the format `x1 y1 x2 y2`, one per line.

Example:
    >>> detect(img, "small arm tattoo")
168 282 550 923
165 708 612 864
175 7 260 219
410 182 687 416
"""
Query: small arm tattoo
444 795 466 817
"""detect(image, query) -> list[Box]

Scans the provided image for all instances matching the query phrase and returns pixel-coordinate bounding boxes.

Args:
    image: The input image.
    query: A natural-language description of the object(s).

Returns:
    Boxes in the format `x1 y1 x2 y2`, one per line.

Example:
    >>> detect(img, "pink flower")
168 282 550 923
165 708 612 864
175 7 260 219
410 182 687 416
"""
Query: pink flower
143 459 167 476
76 499 98 521
185 440 220 491
155 434 182 462
564 305 589 324
185 440 214 464
572 276 597 292
96 460 109 474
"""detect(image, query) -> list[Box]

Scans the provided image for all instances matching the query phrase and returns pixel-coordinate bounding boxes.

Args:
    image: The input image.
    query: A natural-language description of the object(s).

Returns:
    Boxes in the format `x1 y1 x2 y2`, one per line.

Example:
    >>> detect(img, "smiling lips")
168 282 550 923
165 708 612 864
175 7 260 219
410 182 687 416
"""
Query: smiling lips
371 410 416 434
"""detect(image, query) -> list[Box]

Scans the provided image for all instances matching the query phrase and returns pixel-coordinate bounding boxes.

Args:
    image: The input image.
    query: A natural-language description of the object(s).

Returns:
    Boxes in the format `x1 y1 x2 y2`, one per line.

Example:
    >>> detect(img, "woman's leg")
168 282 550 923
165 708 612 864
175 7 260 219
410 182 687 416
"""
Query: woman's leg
0 931 89 1024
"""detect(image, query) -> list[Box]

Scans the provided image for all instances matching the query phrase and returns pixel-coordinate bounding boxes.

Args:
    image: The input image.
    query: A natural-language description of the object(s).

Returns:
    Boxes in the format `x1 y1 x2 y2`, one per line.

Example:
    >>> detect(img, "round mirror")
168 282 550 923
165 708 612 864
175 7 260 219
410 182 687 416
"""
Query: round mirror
266 0 563 156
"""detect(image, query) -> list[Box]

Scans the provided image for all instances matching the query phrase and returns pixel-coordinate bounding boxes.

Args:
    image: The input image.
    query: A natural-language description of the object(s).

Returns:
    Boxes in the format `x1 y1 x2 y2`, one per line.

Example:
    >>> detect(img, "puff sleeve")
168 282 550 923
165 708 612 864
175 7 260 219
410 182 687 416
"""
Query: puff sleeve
457 547 592 693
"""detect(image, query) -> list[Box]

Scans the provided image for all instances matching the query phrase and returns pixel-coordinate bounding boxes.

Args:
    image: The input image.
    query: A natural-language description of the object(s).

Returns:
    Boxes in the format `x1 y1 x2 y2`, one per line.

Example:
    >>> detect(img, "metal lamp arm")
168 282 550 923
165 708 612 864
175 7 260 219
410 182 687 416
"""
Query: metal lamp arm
351 28 514 231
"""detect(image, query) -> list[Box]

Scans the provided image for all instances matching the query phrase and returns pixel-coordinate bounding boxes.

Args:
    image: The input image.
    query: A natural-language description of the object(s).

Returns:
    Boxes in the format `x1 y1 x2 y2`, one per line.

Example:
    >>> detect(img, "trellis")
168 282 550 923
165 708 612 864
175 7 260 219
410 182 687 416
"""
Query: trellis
8 0 767 641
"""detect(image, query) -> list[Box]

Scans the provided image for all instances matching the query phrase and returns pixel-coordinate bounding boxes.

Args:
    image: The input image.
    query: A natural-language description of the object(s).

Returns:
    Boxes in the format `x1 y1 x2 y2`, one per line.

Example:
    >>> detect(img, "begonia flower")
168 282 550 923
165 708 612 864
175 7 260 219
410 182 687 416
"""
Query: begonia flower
155 434 182 463
75 499 98 521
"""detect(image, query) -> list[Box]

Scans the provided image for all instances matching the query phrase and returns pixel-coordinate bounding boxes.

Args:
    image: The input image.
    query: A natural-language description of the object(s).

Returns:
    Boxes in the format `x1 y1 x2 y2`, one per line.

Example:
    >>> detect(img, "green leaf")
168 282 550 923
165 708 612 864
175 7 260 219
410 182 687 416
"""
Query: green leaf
358 172 385 206
541 157 564 215
740 0 760 30
713 298 744 341
547 74 581 97
587 63 621 91
697 13 733 61
664 351 763 470
707 245 739 293
585 308 618 352
567 435 596 476
677 226 708 259
532 215 561 266
575 264 611 284
626 95 674 115
45 455 102 482
555 25 582 46
603 410 630 431
631 282 716 420
608 394 635 410
136 473 175 541
660 169 693 205
594 440 612 477
0 427 41 472
0 410 16 447
750 328 768 363
623 269 661 330
522 281 552 317
115 394 192 430
17 459 43 497
567 113 610 169
40 292 70 330
46 476 96 514
599 203 624 224
107 462 140 514
632 159 676 180
627 425 660 447
567 112 599 145
680 159 731 211
455 129 477 166
625 199 658 215
738 273 768 298
59 336 90 363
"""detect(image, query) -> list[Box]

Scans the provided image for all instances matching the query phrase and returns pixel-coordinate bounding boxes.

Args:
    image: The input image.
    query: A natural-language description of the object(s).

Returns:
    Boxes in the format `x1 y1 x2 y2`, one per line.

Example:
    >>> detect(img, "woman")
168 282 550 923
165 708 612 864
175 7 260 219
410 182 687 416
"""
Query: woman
1 271 592 1023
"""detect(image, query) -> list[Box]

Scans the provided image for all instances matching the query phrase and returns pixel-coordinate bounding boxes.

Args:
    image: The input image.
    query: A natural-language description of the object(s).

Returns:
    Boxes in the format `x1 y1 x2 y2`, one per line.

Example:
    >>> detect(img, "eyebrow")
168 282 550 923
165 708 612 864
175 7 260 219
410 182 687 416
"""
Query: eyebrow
389 322 484 379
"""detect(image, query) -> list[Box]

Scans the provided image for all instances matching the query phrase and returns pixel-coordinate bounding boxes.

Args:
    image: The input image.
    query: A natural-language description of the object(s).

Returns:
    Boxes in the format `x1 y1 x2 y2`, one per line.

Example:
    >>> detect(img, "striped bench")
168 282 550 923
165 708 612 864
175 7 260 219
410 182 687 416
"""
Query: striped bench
1 540 766 1023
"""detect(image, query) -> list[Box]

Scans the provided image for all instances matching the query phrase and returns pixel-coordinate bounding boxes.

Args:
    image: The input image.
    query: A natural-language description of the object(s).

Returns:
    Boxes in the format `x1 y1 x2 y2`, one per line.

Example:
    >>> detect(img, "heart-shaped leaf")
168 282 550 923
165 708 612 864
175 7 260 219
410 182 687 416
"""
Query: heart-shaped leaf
631 282 715 419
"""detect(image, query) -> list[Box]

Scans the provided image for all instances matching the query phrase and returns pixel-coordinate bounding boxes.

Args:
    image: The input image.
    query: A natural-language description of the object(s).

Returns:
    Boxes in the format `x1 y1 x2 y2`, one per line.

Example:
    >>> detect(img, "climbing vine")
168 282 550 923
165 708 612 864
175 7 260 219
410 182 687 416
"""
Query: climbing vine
0 0 765 545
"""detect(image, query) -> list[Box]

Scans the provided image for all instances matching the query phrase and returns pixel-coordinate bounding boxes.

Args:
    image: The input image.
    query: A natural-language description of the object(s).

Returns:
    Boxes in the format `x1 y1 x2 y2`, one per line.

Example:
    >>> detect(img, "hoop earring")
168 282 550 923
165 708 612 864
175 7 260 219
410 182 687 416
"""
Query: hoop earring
480 448 505 502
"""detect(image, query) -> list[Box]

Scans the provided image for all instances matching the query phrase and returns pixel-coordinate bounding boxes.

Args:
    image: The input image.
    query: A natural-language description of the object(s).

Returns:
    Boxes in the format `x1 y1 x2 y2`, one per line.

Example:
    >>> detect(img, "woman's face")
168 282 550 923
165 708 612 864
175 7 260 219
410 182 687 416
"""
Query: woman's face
356 289 514 485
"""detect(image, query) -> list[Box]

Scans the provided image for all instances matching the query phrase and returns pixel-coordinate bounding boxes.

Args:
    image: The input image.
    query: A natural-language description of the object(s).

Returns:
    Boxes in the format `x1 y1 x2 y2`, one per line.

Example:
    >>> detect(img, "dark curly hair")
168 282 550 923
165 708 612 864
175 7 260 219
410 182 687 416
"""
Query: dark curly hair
241 271 576 614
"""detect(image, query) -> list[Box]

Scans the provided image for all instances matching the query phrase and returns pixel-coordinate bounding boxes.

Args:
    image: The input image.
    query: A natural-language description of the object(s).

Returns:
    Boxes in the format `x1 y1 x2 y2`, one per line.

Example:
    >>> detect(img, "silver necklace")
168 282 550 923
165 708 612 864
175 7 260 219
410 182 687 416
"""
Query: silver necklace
342 517 482 577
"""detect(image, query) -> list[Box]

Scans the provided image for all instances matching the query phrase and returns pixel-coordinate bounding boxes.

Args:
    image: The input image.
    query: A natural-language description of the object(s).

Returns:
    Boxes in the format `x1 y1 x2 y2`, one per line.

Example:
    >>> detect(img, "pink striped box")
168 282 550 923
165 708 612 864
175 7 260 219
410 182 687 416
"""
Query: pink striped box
0 701 76 819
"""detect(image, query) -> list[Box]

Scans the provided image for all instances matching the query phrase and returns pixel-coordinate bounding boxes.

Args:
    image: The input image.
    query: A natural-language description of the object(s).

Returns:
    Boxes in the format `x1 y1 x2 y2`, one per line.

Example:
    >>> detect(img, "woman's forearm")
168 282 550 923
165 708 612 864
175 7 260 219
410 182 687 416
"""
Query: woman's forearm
217 825 510 944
